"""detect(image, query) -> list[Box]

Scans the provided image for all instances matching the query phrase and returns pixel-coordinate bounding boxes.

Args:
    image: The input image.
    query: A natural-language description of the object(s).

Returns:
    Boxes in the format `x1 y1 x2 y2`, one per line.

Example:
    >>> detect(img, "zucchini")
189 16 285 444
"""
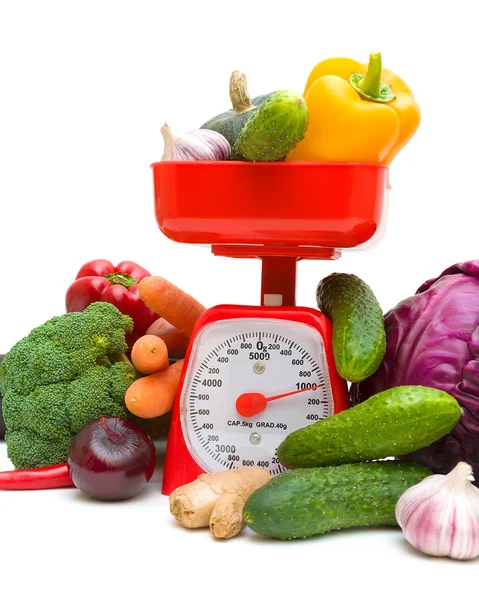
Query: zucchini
200 70 274 146
243 461 432 540
316 273 386 382
276 385 461 469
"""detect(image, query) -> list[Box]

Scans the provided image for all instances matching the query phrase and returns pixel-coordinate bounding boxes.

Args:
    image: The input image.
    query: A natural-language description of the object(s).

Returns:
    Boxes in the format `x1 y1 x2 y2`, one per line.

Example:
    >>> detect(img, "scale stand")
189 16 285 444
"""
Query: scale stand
212 244 340 307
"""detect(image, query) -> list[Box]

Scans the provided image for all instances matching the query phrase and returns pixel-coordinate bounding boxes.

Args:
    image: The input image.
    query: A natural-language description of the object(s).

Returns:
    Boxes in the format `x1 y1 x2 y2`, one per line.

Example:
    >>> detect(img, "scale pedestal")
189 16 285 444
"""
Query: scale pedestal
212 244 340 307
151 161 390 494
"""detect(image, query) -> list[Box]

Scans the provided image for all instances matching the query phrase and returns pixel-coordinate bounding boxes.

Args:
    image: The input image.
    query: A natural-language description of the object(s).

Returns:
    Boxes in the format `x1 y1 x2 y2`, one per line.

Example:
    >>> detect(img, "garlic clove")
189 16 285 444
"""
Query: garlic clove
160 122 231 162
395 461 479 560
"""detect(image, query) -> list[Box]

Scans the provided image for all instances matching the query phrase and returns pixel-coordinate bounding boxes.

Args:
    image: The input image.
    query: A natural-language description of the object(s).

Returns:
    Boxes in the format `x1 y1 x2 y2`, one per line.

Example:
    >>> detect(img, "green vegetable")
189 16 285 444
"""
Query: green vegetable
243 461 432 540
316 273 386 382
200 70 273 146
276 385 461 469
232 89 309 162
0 302 139 469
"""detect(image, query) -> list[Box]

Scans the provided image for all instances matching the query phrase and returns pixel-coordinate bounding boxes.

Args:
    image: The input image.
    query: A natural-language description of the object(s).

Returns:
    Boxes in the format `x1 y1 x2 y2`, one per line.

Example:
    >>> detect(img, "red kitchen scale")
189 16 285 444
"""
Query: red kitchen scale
151 161 390 495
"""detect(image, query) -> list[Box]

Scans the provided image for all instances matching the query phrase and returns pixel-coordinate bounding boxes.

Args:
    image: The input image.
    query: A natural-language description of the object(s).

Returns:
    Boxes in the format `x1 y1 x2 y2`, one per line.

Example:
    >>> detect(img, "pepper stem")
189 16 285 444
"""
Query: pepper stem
360 53 382 97
349 52 395 103
103 272 137 287
99 417 125 445
229 70 255 115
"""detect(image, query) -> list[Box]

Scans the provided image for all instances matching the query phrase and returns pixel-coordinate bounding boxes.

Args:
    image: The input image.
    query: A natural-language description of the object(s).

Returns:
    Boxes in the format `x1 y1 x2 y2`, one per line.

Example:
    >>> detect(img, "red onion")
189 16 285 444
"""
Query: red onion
67 417 156 501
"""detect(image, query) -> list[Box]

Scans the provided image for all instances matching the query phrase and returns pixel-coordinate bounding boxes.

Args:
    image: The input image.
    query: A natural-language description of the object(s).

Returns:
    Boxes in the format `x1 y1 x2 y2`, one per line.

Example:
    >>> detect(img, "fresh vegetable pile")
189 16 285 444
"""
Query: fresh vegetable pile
161 52 420 166
169 272 479 560
0 259 204 496
0 302 137 469
351 260 479 478
1 51 478 565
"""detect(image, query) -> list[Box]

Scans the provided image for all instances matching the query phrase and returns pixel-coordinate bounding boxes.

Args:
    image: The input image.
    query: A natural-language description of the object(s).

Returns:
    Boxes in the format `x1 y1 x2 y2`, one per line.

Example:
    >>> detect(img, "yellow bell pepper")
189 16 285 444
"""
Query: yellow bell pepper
286 53 421 165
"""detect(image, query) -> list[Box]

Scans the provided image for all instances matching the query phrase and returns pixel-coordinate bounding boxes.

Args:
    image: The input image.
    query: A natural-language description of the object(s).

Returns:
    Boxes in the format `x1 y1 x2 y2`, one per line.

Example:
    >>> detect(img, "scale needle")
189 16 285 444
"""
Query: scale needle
236 385 323 418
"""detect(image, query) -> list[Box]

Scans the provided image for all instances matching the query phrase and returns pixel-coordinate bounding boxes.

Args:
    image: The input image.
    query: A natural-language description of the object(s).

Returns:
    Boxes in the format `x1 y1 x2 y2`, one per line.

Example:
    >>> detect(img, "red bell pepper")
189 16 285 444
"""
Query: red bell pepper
65 259 158 350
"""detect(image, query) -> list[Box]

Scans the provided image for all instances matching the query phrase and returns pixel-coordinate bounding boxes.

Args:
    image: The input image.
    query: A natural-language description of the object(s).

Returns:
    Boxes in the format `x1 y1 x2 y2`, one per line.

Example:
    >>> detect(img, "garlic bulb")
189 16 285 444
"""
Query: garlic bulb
160 122 230 162
395 462 479 560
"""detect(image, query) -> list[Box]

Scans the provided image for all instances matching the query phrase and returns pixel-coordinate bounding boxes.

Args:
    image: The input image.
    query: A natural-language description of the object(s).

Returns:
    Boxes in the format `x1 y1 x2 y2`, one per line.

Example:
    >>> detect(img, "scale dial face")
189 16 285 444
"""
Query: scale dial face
179 317 334 476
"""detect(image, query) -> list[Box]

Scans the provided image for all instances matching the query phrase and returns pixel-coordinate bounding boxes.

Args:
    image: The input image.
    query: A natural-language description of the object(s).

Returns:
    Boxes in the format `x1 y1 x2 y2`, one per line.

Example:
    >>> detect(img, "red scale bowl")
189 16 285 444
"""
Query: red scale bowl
151 161 390 258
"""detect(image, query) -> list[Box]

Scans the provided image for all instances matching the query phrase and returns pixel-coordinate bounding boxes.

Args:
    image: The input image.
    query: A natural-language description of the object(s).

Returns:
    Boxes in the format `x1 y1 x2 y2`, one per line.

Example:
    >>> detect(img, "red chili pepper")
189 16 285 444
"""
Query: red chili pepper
0 463 74 490
65 259 158 350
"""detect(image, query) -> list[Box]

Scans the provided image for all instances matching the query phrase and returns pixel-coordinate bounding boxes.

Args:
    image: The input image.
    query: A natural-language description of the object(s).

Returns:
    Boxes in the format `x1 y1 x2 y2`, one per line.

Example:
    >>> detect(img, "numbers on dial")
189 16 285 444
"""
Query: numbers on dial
183 325 334 476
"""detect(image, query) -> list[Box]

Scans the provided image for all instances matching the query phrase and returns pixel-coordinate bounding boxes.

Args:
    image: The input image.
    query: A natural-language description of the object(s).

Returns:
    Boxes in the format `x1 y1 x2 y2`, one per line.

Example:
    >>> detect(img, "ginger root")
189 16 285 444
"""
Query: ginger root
209 493 245 539
169 467 272 539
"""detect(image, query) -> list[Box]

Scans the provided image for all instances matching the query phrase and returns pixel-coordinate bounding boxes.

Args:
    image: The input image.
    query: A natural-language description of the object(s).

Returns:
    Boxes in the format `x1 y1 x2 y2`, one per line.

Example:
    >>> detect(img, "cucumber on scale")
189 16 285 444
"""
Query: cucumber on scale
231 90 309 162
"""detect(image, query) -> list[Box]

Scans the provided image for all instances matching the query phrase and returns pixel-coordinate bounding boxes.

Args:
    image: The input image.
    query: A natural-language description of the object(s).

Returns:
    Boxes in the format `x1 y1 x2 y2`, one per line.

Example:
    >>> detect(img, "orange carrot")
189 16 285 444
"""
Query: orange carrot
146 317 190 359
131 334 169 375
125 359 185 419
139 276 206 338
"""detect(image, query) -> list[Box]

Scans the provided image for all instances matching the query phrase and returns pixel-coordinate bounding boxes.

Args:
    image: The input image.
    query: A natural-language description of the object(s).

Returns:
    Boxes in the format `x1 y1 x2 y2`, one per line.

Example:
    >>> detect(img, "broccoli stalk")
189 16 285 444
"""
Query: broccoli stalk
0 302 141 469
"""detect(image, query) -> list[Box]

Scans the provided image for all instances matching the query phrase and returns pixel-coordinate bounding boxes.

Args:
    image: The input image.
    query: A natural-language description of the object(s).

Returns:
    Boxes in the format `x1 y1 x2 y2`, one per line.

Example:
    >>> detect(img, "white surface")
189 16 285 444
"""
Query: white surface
0 440 473 599
1 0 479 595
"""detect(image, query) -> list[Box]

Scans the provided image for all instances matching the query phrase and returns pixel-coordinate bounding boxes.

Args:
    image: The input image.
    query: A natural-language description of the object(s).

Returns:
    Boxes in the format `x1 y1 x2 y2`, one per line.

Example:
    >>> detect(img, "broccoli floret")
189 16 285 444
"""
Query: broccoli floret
0 302 139 469
108 361 138 404
66 364 134 432
5 430 72 471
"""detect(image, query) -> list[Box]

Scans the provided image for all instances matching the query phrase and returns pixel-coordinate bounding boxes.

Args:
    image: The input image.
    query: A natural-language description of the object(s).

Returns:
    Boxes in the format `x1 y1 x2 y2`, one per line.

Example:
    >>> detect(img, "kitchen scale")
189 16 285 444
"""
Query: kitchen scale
151 161 390 495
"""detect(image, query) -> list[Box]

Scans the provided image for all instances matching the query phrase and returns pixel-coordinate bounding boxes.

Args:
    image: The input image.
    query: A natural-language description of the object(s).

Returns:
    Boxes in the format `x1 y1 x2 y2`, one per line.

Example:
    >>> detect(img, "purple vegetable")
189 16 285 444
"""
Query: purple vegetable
351 260 479 483
67 417 156 501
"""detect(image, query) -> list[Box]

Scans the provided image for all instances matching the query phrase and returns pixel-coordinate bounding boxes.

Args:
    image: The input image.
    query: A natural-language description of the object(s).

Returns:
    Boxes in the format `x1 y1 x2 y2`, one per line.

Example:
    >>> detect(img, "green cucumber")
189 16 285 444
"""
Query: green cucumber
231 89 309 162
316 273 386 382
243 461 432 540
276 385 461 469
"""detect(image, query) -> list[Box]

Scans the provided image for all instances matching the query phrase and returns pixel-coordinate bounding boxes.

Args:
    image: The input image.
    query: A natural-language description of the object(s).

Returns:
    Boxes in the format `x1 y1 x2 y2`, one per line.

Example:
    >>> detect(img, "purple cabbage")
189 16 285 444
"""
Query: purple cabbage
351 260 479 482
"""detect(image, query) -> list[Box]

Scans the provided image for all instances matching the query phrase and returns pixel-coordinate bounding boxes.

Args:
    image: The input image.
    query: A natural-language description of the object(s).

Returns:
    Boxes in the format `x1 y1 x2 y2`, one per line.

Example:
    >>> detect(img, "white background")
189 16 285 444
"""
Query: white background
1 0 478 597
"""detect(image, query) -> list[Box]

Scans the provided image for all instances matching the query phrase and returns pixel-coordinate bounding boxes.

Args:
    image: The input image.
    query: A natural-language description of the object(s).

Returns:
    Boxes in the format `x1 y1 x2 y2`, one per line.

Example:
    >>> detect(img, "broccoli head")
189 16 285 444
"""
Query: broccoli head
0 302 139 469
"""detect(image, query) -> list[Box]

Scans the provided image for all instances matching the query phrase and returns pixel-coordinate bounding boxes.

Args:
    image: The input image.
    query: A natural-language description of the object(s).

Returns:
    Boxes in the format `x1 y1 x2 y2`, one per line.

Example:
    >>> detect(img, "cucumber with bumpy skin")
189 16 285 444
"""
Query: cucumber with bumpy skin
232 90 309 162
316 273 386 382
276 385 461 469
243 461 432 540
